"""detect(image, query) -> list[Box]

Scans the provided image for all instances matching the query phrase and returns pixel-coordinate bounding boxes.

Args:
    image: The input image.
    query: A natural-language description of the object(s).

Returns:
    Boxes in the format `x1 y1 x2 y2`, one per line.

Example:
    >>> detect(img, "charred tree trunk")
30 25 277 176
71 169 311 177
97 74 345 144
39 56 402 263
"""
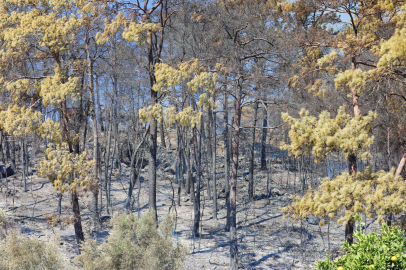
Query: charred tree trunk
248 101 258 201
86 36 100 233
230 77 243 270
21 139 27 192
146 12 158 221
345 56 360 246
160 117 166 148
71 189 84 245
104 112 112 214
224 90 231 232
261 108 267 170
192 124 201 237
212 108 217 220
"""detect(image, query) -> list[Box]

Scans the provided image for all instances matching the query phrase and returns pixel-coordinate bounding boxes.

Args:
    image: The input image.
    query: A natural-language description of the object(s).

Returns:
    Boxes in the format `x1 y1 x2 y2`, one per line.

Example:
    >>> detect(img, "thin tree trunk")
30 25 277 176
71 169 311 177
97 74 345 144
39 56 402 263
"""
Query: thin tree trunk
212 109 217 220
176 126 182 207
160 117 166 148
11 138 16 172
394 154 406 179
5 135 10 164
185 135 192 195
22 139 27 192
261 102 268 170
224 90 231 232
207 105 212 200
0 132 4 164
248 101 258 201
148 103 158 221
86 35 99 232
108 120 118 214
104 112 112 214
71 189 84 245
345 57 360 245
230 78 243 270
192 125 201 237
56 192 62 215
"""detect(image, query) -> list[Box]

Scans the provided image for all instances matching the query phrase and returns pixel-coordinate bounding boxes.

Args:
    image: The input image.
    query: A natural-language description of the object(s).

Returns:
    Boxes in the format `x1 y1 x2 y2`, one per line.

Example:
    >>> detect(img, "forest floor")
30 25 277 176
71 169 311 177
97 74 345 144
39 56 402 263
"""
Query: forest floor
0 150 383 269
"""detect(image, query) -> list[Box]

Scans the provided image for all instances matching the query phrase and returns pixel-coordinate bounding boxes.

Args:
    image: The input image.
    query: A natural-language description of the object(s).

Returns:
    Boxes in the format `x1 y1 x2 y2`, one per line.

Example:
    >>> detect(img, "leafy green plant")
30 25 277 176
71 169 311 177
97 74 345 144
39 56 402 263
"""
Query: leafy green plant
0 230 63 270
76 211 188 270
317 221 406 270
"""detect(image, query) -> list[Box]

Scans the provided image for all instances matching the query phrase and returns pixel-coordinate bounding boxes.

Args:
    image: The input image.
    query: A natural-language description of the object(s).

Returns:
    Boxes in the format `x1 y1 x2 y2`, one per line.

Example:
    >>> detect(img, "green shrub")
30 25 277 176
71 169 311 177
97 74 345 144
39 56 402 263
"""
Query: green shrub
0 210 8 238
0 230 63 270
77 211 188 270
317 223 406 270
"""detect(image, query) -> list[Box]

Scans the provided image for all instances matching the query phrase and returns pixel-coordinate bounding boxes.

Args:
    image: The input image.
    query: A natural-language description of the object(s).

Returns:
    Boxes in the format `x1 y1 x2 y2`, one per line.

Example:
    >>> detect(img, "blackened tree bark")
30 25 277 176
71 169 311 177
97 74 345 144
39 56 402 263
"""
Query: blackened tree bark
212 107 218 220
261 105 268 170
71 189 84 245
85 29 100 233
192 124 201 237
345 57 360 245
224 90 231 232
230 75 243 270
248 101 258 201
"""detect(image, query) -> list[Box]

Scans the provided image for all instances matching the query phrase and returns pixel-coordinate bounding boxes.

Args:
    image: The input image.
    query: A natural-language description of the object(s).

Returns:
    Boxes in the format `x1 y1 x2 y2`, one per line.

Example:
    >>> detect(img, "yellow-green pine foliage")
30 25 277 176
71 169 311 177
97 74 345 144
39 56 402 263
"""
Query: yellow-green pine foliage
283 167 406 225
0 0 97 141
0 105 42 137
96 10 161 45
77 211 188 270
373 3 406 75
36 118 63 144
38 144 95 194
283 0 400 97
281 106 376 162
39 66 79 107
0 230 63 270
140 60 218 128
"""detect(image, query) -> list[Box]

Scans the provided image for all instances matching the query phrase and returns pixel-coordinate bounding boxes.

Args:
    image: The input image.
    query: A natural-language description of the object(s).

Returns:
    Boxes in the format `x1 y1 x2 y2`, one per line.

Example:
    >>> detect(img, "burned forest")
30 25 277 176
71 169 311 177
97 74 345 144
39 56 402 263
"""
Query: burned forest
1 0 406 269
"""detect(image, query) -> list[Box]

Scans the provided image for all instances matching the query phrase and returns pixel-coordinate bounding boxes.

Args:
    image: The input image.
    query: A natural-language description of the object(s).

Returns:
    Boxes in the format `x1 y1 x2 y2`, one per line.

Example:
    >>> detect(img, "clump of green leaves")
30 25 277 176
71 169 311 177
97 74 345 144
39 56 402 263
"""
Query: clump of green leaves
317 222 406 270
283 167 406 225
0 230 63 270
76 211 188 270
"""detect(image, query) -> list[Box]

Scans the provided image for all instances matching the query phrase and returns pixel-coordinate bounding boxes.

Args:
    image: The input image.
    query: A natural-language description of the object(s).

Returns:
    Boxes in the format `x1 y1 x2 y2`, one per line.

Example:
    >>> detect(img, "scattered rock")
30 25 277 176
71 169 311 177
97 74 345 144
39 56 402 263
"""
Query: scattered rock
7 189 17 197
0 164 14 178
255 194 268 200
269 187 283 196
218 192 227 199
183 197 189 202
100 216 111 224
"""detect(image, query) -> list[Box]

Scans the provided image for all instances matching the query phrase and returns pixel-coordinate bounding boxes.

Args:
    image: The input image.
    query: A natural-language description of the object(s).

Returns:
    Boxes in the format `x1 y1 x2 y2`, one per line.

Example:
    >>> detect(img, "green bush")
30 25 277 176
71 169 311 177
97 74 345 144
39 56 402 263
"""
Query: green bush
317 223 406 270
0 210 8 238
0 230 63 270
77 211 188 270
